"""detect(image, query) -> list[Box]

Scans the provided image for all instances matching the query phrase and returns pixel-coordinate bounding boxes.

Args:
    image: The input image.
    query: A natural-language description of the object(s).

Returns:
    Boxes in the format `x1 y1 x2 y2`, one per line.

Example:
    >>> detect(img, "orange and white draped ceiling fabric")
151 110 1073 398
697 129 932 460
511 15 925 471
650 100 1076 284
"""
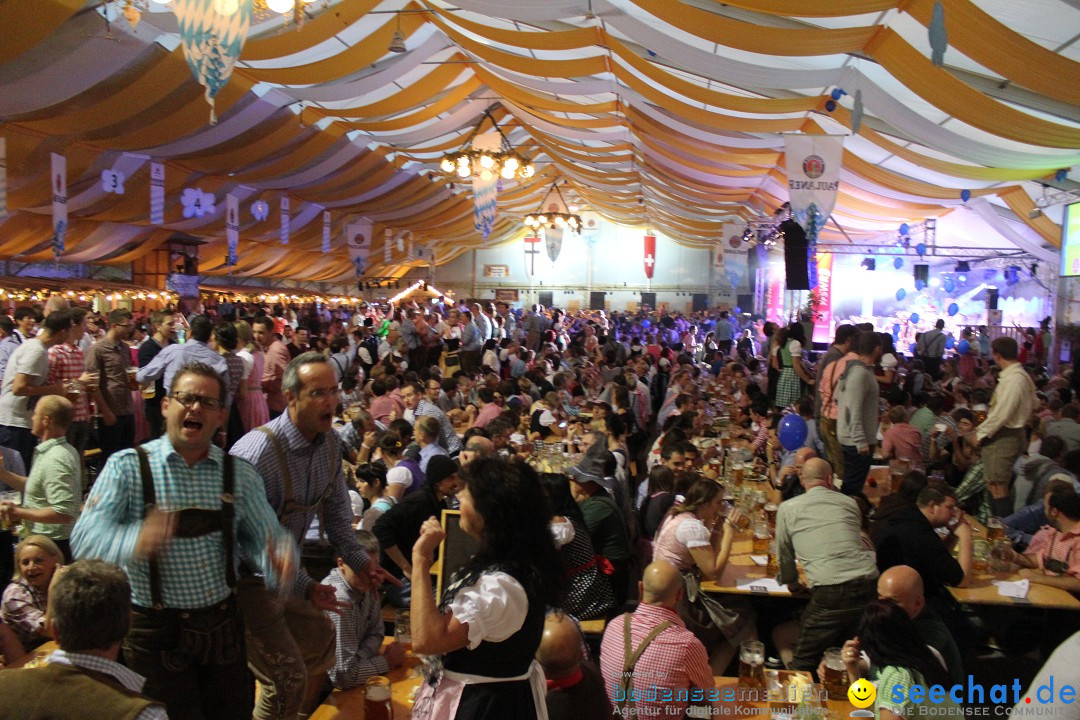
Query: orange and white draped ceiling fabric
0 0 1077 282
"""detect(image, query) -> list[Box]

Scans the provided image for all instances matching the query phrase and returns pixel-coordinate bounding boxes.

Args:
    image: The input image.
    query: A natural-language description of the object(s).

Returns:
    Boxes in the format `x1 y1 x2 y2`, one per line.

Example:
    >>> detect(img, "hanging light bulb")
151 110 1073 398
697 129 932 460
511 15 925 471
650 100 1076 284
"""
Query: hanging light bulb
456 165 470 178
521 164 535 178
537 215 547 225
479 169 493 182
457 155 469 168
555 215 566 227
266 0 295 12
503 157 519 172
501 165 515 180
479 154 495 169
440 158 455 173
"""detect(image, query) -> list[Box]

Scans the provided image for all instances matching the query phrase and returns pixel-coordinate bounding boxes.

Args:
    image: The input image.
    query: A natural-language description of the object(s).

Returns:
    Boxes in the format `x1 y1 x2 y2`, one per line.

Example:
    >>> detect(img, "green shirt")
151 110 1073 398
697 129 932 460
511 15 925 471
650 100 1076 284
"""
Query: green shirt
22 437 81 540
908 407 936 438
873 665 964 720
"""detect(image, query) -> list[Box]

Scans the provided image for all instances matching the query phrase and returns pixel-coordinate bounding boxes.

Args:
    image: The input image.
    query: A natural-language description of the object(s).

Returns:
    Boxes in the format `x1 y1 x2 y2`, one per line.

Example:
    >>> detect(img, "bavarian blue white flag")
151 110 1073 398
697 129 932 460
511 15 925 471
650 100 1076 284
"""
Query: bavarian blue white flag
51 153 67 260
322 211 332 254
783 134 844 289
173 0 253 125
226 193 239 266
471 131 500 245
280 196 290 245
347 220 373 279
149 162 165 224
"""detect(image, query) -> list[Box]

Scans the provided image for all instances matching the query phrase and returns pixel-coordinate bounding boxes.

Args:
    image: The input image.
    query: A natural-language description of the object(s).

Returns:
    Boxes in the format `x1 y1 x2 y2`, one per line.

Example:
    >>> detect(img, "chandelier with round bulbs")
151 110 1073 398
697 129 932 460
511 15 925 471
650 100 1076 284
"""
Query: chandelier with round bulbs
523 181 582 233
439 109 534 182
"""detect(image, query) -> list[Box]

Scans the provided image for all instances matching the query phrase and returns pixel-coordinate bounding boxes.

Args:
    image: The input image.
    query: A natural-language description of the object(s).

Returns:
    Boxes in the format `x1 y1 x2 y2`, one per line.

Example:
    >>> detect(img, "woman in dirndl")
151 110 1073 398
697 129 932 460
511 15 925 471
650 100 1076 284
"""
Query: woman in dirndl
410 456 562 720
652 476 755 672
773 322 814 408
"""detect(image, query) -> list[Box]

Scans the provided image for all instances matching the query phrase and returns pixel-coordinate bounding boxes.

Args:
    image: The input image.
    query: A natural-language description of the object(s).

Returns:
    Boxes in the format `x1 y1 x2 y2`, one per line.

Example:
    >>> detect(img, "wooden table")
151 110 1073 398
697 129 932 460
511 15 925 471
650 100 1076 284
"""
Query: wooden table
948 572 1080 610
310 652 424 719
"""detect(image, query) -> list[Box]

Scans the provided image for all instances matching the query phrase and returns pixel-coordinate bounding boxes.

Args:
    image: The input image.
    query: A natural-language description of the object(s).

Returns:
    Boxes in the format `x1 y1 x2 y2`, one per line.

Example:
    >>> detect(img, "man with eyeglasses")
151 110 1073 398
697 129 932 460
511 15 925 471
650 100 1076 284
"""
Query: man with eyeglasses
231 352 396 720
400 381 462 455
85 309 138 462
72 362 297 720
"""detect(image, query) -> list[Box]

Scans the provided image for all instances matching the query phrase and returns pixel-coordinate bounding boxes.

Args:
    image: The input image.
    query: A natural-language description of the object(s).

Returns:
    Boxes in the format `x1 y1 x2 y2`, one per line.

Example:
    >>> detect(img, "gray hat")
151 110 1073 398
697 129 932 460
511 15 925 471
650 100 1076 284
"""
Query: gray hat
568 440 617 495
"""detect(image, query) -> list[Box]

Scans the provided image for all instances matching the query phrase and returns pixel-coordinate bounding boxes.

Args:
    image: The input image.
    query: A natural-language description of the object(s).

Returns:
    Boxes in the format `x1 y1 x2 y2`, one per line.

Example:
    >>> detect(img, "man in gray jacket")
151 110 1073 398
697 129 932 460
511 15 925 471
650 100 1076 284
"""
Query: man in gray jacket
836 331 882 496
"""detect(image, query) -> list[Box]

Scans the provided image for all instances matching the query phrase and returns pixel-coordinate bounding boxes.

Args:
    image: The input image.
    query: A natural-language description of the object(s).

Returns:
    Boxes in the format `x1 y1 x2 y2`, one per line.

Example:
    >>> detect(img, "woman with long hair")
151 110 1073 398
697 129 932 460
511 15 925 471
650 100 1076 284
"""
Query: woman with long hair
410 457 562 720
652 477 751 670
773 322 814 408
539 473 615 620
235 319 269 431
840 600 959 720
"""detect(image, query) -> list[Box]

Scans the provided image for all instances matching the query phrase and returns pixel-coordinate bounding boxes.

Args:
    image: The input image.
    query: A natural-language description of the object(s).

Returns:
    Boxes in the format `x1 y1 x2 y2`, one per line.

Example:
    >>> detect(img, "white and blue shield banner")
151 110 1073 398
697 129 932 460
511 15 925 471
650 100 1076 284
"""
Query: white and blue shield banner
322 210 331 254
226 193 239 266
173 0 253 125
0 138 7 219
471 131 500 245
721 223 750 292
149 162 165 224
544 226 563 263
346 220 373 279
280 196 290 244
50 153 67 259
783 134 843 289
384 228 392 263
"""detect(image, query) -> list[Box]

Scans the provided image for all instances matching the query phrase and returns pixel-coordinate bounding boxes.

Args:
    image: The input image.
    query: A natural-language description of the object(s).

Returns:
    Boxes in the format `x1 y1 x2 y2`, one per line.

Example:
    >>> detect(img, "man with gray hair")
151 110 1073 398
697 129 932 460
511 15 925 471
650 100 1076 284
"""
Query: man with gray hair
775 457 879 671
0 560 166 719
231 352 396 720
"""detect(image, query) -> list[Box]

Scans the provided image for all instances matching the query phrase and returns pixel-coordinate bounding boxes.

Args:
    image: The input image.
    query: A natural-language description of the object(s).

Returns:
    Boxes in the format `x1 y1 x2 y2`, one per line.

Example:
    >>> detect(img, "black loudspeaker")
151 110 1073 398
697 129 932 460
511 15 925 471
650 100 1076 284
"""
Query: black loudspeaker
780 220 809 290
987 288 999 310
640 292 656 310
914 264 929 285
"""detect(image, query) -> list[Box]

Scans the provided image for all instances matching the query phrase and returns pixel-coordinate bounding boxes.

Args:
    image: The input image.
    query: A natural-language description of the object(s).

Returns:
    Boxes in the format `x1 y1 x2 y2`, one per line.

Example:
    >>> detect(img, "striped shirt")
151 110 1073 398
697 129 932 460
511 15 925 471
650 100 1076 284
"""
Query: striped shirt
71 436 293 609
47 343 91 422
48 650 168 720
413 398 461 454
230 412 370 597
326 568 389 689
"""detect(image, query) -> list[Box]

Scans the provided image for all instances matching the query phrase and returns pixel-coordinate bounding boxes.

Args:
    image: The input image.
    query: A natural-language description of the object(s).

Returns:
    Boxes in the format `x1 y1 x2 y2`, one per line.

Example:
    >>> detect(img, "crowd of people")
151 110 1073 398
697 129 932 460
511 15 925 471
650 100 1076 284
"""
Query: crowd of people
0 293 1076 720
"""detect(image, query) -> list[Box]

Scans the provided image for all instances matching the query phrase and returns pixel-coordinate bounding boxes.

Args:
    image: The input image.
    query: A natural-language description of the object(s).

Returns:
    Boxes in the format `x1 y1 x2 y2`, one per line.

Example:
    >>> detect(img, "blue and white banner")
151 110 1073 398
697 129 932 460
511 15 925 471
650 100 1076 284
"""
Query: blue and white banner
173 0 253 124
149 162 165 224
51 153 67 259
721 222 750 292
471 131 500 245
783 134 844 289
346 220 373 279
280 196 290 244
384 228 392 263
226 193 239 266
322 210 331 254
0 138 7 219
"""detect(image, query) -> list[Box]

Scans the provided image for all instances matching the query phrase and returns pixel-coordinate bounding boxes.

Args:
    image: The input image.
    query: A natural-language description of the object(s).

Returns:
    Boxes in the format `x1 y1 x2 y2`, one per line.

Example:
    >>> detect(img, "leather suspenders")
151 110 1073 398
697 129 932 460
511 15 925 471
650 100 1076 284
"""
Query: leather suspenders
616 614 673 712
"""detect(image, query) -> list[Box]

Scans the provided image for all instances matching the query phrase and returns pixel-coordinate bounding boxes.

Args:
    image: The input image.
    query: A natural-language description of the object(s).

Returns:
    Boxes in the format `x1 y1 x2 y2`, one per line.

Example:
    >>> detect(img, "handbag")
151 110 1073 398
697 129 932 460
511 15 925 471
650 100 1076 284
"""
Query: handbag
681 570 740 631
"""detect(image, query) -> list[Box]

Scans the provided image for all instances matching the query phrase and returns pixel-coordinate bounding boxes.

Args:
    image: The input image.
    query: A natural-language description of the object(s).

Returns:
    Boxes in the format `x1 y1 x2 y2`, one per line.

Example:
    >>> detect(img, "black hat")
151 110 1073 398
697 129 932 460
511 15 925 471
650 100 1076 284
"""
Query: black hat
426 455 459 486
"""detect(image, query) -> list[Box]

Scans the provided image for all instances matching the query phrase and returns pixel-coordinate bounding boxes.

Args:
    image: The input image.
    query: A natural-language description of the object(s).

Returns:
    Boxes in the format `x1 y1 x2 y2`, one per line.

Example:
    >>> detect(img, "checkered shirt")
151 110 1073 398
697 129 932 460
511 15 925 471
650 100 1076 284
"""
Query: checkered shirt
48 650 168 720
325 567 389 689
48 342 91 422
230 412 370 598
414 398 461 454
71 436 294 609
599 602 714 718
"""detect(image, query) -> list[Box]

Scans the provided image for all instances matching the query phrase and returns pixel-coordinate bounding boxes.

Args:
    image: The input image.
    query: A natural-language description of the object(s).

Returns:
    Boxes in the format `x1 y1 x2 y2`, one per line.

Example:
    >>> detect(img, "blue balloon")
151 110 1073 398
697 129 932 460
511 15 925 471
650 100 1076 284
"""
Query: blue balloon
909 342 917 354
946 336 955 349
943 278 956 293
916 243 926 256
894 257 904 269
948 302 959 316
899 223 910 236
910 313 920 323
958 339 971 354
831 89 843 101
892 323 901 334
1057 169 1068 182
961 189 971 202
825 100 837 112
915 279 926 290
734 307 742 315
641 319 651 328
778 414 809 451
896 288 906 301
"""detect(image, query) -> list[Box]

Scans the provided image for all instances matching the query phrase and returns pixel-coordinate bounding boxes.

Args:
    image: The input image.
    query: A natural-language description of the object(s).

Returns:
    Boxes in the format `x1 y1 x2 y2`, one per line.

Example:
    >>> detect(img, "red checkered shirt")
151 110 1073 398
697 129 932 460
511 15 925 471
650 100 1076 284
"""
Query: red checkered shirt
48 342 90 422
599 602 714 717
1026 525 1080 579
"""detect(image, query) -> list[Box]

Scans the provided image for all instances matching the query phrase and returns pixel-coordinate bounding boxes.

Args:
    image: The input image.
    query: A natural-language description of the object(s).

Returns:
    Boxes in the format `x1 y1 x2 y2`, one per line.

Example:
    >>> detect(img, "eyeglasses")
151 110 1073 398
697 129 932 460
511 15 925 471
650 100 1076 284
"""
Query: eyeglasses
305 387 341 400
170 391 224 410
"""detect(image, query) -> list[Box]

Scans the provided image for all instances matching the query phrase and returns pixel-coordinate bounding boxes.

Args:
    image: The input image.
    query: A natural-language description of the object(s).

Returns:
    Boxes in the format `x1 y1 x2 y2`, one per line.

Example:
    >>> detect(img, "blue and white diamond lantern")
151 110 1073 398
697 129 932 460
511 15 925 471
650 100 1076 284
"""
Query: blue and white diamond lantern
173 0 254 125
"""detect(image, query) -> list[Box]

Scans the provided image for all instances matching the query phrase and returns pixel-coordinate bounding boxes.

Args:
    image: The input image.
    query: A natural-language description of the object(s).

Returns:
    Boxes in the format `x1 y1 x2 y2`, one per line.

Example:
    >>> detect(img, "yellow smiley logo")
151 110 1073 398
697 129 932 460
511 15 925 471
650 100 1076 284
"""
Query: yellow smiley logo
848 678 876 709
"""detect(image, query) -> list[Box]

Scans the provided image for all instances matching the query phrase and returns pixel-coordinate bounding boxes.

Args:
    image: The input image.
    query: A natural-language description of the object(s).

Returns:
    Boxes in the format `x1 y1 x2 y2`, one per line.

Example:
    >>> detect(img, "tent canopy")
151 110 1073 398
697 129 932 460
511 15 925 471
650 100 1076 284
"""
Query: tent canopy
1 0 1077 283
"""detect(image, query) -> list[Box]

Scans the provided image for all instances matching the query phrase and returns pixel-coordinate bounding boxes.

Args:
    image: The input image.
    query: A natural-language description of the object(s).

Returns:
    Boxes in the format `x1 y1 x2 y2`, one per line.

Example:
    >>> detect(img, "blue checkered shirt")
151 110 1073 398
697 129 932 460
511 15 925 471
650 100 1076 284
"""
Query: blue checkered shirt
136 340 231 406
414 398 461 454
326 568 388 689
71 437 293 609
230 412 370 597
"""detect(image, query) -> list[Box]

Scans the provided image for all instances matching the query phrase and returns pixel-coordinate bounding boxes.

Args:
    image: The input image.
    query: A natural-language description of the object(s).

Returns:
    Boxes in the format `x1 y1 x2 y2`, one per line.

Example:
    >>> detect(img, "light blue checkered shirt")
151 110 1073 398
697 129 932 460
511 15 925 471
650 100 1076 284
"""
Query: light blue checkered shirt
72 437 293 609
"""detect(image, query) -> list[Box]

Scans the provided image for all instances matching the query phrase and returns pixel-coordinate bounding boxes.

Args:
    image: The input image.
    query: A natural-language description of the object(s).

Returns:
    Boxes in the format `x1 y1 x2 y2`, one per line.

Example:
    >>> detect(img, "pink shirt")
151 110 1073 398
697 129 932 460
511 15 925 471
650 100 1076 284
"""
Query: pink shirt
1026 525 1080 579
472 402 502 429
882 422 924 462
369 394 404 426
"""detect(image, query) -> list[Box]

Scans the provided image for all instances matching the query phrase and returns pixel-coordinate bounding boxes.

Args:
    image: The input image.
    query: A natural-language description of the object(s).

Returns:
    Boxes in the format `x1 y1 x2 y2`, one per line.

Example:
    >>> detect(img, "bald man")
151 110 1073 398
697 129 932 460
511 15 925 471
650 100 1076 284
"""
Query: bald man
599 561 717 718
0 395 80 561
877 566 963 683
774 446 817 499
776 458 879 671
459 435 494 466
536 613 611 720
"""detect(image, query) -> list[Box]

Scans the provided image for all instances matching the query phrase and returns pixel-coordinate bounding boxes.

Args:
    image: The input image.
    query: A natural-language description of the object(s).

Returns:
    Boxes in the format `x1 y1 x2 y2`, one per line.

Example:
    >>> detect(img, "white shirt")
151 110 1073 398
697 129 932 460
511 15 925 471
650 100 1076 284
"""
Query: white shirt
446 571 528 650
976 362 1036 442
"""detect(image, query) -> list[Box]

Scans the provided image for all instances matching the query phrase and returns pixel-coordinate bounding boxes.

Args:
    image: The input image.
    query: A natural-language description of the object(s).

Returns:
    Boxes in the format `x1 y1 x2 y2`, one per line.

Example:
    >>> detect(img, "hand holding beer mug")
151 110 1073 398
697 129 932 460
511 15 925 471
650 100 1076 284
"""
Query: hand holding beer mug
126 367 140 391
821 646 851 698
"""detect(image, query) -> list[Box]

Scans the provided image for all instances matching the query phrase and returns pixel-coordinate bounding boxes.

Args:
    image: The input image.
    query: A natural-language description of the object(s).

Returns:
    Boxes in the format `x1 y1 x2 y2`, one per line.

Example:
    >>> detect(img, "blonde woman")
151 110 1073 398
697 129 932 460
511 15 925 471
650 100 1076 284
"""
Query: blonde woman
1 535 63 651
235 319 269 431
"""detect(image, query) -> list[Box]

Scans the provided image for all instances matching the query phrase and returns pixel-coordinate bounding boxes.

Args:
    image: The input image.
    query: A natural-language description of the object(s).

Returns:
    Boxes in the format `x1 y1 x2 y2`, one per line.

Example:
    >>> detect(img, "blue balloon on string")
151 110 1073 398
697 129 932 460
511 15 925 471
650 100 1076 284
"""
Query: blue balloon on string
899 223 910 236
916 243 926 256
948 302 959 316
641 319 651 329
825 100 837 112
958 339 971 354
831 89 843 101
960 189 971 202
943 278 956 293
915 279 926 291
946 336 955 349
894 257 904 269
896 288 906 301
778 414 809 451
910 313 920 323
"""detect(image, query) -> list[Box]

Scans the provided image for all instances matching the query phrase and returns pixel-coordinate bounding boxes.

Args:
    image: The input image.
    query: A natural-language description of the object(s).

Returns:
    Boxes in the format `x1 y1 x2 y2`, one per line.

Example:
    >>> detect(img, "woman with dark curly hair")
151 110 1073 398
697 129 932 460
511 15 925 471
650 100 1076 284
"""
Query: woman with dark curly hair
410 456 562 720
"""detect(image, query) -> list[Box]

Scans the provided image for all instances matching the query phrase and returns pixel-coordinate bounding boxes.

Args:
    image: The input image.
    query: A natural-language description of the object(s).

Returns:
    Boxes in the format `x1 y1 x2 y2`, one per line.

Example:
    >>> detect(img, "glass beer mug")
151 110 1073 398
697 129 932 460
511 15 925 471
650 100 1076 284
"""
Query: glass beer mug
364 676 393 720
